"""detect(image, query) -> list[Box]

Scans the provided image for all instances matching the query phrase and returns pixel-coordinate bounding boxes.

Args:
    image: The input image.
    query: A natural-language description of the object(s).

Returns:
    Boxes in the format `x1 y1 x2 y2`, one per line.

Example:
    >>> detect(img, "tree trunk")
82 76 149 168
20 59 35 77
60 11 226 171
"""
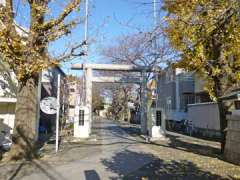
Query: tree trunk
7 75 39 161
211 38 227 154
213 77 227 154
217 99 227 154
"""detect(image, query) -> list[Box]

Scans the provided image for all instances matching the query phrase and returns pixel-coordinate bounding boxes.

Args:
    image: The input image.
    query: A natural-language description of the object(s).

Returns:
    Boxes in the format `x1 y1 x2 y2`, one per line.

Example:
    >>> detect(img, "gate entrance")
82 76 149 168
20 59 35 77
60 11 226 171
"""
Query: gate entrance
71 63 166 139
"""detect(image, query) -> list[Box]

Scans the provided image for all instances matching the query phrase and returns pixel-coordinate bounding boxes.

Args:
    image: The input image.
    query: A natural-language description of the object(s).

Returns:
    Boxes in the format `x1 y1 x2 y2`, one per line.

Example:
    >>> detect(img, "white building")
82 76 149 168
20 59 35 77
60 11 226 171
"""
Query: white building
157 67 195 122
0 62 17 135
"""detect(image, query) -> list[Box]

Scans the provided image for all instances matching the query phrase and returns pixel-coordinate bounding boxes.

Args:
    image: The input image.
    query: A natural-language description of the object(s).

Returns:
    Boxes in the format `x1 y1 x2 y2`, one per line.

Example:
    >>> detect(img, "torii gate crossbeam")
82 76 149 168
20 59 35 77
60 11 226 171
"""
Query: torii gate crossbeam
92 77 141 84
71 63 153 72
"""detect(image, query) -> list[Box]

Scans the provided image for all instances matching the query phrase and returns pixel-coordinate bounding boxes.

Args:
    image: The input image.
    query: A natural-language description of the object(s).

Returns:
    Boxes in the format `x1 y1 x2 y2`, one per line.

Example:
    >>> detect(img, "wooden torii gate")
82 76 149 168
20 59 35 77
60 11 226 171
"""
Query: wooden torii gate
71 63 165 138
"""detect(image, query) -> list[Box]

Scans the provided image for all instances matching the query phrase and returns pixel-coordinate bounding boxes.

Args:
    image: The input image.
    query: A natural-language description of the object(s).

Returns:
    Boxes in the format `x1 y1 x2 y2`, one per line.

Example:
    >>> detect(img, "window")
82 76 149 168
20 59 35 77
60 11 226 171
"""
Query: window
166 97 172 111
164 68 175 83
165 70 174 83
70 88 75 92
69 105 75 109
79 110 84 126
156 110 162 126
0 82 6 90
235 101 240 110
69 116 74 123
180 74 193 81
180 94 195 111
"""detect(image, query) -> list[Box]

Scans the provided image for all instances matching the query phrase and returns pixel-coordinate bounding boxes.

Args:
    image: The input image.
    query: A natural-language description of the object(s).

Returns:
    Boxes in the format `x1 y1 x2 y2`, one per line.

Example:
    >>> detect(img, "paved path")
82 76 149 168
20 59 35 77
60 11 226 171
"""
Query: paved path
1 119 240 180
12 119 155 180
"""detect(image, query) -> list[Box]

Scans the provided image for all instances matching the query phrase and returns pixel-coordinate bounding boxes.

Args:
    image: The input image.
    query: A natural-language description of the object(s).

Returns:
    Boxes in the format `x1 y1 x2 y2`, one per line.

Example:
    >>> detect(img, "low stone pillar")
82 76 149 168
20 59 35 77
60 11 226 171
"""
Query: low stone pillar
149 108 166 140
74 106 90 138
224 112 240 165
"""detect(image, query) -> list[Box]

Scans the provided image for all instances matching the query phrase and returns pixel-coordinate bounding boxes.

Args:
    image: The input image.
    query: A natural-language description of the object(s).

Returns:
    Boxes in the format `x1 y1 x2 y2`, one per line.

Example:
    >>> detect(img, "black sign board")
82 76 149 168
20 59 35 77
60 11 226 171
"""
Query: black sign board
79 110 85 126
156 110 162 126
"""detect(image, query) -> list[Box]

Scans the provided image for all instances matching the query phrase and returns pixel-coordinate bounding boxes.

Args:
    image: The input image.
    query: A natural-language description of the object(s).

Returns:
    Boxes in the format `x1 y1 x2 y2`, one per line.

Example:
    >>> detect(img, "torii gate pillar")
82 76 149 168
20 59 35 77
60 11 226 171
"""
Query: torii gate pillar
140 71 148 134
85 68 93 134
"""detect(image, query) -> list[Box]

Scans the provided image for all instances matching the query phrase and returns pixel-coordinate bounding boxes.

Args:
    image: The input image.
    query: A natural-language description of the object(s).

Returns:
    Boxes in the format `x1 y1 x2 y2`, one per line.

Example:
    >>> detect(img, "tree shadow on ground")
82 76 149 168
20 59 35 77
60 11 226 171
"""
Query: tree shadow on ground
2 159 66 180
84 170 101 180
101 150 231 180
119 124 222 159
163 134 221 157
1 129 66 180
119 125 141 137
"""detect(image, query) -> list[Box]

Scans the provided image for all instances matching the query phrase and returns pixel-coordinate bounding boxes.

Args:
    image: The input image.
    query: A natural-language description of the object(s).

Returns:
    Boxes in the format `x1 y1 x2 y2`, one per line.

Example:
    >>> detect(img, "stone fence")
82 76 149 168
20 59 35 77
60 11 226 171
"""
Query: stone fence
225 114 240 165
188 102 220 138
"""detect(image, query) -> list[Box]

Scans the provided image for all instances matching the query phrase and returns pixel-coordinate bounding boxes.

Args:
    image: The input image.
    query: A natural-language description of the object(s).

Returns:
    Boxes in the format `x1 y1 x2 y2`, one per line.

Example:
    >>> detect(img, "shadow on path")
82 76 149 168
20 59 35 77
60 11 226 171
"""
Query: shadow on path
5 159 66 180
84 170 100 180
101 150 230 180
119 123 221 159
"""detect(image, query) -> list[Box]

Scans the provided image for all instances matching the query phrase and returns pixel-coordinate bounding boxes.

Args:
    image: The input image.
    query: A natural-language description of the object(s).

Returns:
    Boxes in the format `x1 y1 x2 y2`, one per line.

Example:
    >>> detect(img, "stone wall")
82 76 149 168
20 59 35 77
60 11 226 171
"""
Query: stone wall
188 102 220 138
224 114 240 165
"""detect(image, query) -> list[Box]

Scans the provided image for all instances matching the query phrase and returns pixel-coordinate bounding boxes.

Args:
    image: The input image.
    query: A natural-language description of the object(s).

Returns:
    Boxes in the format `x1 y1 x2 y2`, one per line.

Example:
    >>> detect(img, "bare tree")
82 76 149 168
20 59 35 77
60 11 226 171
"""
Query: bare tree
102 27 175 68
107 84 133 121
92 83 104 113
101 26 176 123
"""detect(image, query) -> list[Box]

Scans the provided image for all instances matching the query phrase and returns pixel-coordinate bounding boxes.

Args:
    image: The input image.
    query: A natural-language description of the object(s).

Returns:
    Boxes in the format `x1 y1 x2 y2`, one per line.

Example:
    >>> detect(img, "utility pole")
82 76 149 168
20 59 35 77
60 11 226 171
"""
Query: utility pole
84 0 89 46
153 0 157 27
56 74 61 153
82 0 89 105
153 0 158 49
152 0 159 108
153 0 158 110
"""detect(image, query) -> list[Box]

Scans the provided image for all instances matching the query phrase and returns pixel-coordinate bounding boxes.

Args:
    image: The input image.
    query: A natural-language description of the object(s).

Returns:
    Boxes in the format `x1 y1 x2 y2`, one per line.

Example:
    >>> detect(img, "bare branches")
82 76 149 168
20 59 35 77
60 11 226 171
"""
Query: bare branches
56 41 87 62
102 27 176 68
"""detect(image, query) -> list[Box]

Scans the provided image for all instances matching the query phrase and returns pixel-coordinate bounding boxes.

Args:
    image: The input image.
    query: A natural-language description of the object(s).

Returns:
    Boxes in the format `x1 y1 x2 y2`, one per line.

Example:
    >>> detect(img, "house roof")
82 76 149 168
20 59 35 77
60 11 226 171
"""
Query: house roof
220 91 240 101
54 65 66 77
